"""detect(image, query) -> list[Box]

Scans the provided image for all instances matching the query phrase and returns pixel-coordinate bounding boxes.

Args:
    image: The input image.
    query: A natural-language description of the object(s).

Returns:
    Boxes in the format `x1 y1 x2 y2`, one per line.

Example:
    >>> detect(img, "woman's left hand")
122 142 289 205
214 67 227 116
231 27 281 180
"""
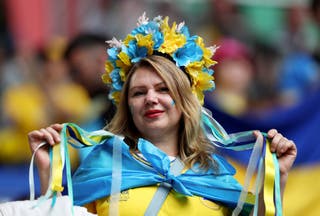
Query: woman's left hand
254 129 297 199
266 129 297 177
254 129 297 179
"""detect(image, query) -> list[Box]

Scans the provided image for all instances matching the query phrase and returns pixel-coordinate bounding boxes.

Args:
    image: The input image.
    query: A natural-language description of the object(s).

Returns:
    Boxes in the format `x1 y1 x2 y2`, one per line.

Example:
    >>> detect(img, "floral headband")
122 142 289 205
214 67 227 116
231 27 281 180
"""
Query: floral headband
102 12 218 105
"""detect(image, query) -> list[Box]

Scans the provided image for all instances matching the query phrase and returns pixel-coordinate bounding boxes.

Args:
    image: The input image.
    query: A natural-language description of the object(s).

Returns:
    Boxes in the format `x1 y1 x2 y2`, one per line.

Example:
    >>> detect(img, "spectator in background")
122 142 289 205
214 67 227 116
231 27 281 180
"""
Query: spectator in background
210 0 252 43
64 33 117 160
205 37 254 116
0 36 46 164
275 0 320 107
0 37 91 164
37 37 92 124
310 0 320 64
277 52 319 106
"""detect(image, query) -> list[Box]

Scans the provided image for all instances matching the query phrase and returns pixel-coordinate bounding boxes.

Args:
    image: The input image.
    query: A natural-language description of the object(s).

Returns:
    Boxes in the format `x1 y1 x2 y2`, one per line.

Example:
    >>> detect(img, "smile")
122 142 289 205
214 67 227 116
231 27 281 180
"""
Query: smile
144 110 164 118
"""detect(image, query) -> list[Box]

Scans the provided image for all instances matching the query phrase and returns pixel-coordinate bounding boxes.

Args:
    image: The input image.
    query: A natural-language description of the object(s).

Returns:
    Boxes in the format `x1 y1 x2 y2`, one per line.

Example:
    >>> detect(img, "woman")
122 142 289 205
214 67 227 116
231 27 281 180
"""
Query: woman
28 14 297 215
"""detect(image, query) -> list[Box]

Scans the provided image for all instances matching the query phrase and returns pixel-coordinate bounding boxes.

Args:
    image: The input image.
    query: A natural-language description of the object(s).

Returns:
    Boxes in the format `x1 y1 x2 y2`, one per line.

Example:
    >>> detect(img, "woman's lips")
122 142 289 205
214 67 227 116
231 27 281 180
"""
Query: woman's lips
144 110 164 118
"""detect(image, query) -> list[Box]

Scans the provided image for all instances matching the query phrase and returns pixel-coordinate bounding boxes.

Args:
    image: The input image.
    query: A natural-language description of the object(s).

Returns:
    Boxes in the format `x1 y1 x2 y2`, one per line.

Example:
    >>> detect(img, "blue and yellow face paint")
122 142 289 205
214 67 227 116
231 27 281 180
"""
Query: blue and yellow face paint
171 100 175 106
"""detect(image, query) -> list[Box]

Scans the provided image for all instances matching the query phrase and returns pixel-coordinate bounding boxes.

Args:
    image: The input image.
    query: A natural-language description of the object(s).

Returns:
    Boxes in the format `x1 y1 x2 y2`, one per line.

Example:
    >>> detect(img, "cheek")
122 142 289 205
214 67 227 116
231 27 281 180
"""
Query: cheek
128 100 143 120
159 95 176 108
164 98 181 117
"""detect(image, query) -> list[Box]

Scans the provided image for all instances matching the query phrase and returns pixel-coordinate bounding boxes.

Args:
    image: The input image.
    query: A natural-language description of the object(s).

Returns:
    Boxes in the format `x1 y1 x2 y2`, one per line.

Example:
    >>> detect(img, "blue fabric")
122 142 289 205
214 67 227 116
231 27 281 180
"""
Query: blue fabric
204 88 320 166
72 137 243 207
278 52 319 97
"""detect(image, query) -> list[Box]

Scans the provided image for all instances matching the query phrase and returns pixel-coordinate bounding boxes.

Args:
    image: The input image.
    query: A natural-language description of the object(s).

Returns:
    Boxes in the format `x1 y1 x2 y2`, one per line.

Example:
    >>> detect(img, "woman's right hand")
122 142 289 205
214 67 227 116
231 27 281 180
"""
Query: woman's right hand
28 124 63 173
28 123 63 194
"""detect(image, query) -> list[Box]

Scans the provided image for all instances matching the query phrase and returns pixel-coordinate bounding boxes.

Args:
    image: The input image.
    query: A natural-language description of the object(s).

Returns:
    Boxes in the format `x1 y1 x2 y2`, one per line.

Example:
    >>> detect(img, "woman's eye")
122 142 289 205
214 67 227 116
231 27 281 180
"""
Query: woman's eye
132 91 144 97
159 87 169 93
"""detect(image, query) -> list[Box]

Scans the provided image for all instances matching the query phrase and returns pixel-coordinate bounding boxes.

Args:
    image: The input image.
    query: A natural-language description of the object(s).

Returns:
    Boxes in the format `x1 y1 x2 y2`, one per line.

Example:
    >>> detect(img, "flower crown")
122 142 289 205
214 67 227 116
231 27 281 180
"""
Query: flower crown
102 12 218 105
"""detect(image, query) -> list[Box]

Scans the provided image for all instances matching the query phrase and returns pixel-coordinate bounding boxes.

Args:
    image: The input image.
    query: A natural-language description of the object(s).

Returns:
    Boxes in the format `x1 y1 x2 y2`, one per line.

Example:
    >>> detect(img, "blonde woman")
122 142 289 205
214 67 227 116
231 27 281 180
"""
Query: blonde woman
28 14 297 215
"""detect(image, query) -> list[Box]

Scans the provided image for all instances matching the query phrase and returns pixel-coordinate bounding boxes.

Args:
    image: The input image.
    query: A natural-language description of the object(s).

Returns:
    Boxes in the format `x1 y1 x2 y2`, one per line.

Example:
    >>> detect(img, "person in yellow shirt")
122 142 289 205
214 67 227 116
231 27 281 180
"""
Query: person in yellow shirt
28 13 297 215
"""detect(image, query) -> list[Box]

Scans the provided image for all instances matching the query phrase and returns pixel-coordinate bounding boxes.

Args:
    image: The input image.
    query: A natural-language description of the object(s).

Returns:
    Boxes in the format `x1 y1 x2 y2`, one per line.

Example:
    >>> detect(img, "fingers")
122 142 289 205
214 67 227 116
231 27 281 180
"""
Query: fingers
267 129 278 138
40 127 61 146
51 123 63 131
267 129 297 158
28 124 63 147
252 130 261 138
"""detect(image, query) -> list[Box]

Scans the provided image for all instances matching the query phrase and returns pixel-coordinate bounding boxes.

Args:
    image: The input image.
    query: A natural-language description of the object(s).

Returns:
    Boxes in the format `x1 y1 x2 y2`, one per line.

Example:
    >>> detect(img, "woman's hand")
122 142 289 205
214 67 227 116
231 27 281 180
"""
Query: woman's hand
28 123 63 194
266 129 297 178
254 129 297 177
254 129 297 201
252 129 297 215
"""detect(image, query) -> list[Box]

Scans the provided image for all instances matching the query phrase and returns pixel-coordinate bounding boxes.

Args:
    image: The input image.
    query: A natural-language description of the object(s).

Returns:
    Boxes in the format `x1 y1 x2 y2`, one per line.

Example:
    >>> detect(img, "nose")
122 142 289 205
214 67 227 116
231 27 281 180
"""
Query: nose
145 90 158 105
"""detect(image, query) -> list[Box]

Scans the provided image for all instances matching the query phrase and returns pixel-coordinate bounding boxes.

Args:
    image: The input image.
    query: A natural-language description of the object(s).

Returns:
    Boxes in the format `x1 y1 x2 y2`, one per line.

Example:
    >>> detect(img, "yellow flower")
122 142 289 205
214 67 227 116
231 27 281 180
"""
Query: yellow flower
105 61 114 73
102 61 114 83
195 37 217 67
136 34 154 55
101 73 111 84
159 18 186 54
116 52 132 81
186 61 204 78
118 52 131 66
160 17 170 33
119 68 126 82
124 34 135 45
187 67 214 105
111 91 121 104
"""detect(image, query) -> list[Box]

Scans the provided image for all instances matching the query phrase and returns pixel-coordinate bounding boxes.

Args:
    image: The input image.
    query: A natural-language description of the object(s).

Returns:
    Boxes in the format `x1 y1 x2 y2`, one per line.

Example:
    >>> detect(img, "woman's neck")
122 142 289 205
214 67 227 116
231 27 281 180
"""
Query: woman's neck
144 132 179 157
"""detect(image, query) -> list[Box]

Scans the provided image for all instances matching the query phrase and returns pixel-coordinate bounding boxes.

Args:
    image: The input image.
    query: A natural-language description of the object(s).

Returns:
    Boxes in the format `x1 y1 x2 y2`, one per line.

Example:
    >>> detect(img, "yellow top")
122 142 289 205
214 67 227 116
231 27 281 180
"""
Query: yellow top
84 185 231 215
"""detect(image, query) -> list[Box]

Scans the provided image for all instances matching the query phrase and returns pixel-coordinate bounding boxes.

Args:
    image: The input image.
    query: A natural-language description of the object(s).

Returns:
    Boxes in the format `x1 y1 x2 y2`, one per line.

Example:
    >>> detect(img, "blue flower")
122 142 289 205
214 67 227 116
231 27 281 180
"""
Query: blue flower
180 26 190 39
173 40 203 67
203 68 214 76
127 41 148 63
131 21 159 36
107 47 119 62
110 69 123 91
152 31 164 49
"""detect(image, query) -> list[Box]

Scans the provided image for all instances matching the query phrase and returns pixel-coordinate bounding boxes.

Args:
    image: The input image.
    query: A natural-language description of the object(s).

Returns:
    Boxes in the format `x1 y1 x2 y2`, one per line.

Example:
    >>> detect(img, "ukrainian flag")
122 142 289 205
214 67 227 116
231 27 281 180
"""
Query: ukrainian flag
205 89 320 216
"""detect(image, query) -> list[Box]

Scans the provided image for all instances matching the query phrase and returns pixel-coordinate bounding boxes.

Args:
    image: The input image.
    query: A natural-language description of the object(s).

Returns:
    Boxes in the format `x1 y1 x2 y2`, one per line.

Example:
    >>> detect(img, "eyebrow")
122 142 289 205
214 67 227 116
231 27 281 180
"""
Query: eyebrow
129 82 166 91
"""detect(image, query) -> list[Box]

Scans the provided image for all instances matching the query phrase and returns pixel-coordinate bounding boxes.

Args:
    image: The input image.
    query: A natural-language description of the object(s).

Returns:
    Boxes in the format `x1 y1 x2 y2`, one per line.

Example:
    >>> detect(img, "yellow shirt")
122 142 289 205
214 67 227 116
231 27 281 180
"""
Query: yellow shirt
85 185 231 215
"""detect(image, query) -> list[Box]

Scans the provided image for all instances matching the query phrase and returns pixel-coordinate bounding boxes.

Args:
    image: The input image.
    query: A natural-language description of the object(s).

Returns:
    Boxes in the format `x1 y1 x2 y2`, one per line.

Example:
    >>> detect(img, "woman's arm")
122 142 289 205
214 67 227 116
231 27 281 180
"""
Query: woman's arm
28 124 63 195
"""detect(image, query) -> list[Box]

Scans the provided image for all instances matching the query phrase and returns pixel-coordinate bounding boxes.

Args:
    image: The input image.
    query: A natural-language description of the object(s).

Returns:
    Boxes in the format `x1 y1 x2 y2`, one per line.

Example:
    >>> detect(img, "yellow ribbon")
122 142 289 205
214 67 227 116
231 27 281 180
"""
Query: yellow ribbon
51 143 64 192
264 139 276 216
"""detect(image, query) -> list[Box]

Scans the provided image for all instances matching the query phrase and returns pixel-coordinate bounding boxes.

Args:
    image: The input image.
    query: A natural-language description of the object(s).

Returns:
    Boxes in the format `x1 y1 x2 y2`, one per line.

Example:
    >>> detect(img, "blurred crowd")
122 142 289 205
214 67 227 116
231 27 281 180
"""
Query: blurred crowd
0 0 319 179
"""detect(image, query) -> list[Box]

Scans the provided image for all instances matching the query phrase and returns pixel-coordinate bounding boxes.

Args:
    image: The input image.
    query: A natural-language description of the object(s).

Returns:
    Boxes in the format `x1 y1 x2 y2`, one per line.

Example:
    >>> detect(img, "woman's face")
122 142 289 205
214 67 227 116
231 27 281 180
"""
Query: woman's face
128 66 182 139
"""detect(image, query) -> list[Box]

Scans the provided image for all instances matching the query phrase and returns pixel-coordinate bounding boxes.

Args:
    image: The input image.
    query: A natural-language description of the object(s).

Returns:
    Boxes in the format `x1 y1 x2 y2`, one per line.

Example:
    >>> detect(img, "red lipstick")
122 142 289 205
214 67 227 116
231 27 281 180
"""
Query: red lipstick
144 110 164 118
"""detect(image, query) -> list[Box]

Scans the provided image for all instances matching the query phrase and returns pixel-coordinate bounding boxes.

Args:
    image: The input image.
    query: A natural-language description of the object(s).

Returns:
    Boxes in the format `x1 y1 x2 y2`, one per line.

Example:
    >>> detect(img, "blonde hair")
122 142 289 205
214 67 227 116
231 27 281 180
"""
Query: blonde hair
107 55 217 170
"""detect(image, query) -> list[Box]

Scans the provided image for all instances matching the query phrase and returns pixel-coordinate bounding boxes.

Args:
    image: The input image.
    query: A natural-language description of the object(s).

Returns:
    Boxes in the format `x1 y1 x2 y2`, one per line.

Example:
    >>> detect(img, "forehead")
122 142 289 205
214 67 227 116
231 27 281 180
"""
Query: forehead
129 67 164 86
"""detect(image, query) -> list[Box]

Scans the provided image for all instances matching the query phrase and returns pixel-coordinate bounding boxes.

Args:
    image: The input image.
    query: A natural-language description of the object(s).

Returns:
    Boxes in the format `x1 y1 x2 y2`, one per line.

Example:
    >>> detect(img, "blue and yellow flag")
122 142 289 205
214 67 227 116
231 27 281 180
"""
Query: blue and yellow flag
205 89 320 216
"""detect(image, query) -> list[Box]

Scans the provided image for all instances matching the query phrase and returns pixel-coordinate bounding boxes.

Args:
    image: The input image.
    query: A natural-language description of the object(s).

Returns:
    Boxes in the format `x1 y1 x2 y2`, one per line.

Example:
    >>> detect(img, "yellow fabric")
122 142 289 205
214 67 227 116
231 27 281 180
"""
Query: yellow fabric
229 159 320 216
283 165 320 216
263 140 276 216
85 185 231 216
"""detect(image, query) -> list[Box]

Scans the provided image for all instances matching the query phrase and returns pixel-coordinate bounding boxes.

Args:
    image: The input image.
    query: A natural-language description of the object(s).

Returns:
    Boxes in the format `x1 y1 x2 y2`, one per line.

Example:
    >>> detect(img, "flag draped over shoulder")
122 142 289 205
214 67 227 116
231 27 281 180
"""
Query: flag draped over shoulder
204 89 320 216
71 136 245 208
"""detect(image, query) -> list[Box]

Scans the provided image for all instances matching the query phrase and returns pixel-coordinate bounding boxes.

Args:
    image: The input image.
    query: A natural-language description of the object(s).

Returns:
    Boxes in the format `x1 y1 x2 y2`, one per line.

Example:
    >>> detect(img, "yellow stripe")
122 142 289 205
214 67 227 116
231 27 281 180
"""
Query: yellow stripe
264 139 276 216
51 143 64 192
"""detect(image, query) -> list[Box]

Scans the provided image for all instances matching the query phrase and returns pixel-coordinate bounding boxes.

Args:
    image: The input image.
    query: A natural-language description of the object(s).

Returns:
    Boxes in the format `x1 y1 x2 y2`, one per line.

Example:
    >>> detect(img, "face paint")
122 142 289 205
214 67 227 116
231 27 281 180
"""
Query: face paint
171 100 175 106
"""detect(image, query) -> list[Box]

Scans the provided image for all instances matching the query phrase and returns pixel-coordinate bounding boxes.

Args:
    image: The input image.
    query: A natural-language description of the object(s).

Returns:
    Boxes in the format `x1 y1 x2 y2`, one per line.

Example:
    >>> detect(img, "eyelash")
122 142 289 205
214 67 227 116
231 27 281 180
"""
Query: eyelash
159 87 169 92
131 86 169 97
132 91 144 97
